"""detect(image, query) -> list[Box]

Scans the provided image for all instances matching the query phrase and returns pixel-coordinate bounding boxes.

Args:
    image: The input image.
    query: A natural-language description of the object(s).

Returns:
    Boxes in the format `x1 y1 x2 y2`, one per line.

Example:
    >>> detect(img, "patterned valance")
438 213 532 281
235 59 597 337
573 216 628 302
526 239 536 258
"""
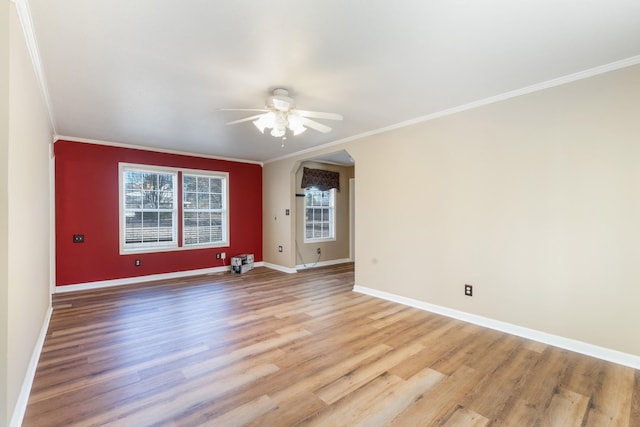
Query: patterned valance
301 167 340 191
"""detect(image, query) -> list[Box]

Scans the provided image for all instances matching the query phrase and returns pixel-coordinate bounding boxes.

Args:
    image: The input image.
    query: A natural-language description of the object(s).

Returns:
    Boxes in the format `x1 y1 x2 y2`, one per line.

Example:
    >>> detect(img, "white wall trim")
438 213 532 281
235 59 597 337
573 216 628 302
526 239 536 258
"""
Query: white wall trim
296 258 351 270
55 262 266 293
13 0 56 133
54 135 264 167
56 265 228 293
265 55 640 165
353 285 640 371
49 142 56 295
263 262 297 274
9 305 52 427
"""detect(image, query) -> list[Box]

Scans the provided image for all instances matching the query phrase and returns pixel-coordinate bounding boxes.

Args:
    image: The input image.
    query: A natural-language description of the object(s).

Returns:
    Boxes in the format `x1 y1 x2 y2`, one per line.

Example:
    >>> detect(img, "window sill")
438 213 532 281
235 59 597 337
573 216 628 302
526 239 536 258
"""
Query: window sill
303 237 336 244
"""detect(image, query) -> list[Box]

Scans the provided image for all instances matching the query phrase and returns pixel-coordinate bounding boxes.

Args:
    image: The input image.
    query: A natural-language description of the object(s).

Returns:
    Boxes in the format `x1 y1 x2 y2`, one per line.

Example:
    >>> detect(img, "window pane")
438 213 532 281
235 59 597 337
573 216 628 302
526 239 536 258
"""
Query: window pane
183 175 196 192
320 221 330 236
184 212 197 245
125 212 142 243
159 193 173 209
211 194 222 209
210 178 222 193
142 212 159 242
211 212 222 242
143 190 158 208
159 174 173 191
198 212 211 243
143 173 158 190
197 177 210 192
197 193 210 209
184 192 197 210
124 171 142 190
125 192 142 209
158 212 173 242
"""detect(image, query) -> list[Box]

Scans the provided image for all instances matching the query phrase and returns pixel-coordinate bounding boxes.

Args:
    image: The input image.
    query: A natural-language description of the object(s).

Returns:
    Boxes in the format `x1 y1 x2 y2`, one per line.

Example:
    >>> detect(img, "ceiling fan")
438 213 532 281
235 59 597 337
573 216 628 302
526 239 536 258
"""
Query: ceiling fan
222 88 343 139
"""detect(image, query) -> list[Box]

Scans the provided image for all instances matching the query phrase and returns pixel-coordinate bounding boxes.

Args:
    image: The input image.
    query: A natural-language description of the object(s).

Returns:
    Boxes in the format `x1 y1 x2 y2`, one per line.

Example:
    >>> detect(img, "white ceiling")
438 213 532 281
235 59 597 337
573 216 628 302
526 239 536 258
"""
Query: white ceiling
26 0 640 163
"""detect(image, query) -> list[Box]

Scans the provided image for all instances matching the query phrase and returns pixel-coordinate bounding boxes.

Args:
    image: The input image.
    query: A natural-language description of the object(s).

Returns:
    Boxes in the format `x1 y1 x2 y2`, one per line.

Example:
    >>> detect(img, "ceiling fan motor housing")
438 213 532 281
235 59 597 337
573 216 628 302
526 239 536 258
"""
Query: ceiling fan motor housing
268 88 296 111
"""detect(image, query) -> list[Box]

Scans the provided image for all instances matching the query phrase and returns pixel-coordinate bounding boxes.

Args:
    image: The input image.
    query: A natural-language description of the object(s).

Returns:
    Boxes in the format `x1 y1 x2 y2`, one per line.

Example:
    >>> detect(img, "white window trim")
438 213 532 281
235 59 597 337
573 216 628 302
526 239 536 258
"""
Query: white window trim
118 163 230 255
303 188 336 243
182 169 229 248
119 163 178 254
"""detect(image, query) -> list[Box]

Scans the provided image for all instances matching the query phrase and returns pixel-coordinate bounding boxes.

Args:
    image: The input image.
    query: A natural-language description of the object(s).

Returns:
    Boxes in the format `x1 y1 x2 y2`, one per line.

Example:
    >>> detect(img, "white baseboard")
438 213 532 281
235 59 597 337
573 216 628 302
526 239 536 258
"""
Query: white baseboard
54 264 250 293
263 262 297 274
10 305 53 427
296 258 352 270
353 285 640 370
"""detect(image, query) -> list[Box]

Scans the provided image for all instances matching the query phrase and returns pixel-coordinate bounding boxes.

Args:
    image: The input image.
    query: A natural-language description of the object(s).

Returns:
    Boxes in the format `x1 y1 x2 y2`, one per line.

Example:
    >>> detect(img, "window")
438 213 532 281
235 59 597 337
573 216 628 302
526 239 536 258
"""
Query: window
304 187 335 241
121 166 178 251
120 164 228 253
183 173 227 246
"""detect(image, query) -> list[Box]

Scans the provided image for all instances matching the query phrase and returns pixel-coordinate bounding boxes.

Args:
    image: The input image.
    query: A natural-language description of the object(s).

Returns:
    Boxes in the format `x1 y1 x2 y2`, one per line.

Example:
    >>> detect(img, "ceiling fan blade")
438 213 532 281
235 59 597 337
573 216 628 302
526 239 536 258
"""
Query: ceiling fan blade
226 113 266 125
296 110 343 121
219 108 269 113
300 117 332 133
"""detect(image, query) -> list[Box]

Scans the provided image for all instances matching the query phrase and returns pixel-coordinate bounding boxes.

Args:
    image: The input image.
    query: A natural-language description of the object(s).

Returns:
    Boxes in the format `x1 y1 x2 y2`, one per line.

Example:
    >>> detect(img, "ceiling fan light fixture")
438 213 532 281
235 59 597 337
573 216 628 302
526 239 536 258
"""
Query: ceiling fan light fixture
270 127 286 138
252 112 276 133
287 114 307 135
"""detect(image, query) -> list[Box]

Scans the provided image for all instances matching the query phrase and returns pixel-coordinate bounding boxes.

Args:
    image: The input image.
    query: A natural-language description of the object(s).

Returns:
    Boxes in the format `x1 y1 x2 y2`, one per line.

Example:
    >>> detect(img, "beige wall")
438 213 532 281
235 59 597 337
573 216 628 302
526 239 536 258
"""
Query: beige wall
263 63 640 357
294 161 353 266
263 156 297 267
3 4 52 425
0 0 10 424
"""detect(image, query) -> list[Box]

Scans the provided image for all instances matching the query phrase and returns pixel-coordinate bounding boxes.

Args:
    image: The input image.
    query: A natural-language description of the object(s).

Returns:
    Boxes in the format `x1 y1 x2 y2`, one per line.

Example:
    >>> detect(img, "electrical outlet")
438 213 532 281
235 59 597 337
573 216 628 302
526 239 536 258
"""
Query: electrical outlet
317 248 321 255
285 209 290 216
73 234 84 243
464 284 473 296
221 252 226 259
278 245 283 253
216 253 221 259
135 259 141 267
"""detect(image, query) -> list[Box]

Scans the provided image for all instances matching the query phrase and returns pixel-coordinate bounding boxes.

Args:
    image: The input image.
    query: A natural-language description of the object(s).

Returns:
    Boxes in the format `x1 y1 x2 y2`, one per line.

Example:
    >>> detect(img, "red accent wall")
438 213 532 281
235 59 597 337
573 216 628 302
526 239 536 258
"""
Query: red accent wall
55 140 262 286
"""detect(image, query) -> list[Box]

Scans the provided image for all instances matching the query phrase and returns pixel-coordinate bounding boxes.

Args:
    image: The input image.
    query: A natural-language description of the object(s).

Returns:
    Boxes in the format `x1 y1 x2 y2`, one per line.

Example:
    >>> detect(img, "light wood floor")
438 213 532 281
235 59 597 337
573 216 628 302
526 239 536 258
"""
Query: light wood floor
24 263 640 426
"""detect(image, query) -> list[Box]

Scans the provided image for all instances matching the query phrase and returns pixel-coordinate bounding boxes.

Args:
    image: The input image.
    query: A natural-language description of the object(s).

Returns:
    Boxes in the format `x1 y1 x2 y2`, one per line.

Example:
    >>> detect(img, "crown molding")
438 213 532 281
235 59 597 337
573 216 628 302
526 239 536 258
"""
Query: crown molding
13 0 56 133
265 55 640 165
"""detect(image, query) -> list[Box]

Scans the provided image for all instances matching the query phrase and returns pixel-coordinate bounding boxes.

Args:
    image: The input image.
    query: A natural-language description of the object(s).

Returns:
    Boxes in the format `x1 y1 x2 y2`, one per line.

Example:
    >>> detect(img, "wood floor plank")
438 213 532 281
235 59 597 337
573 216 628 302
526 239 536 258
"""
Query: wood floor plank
103 364 280 427
387 365 485 426
29 344 209 404
632 370 640 424
543 387 590 427
315 341 425 405
440 405 489 427
201 394 278 427
22 263 640 426
462 343 540 420
351 366 445 426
